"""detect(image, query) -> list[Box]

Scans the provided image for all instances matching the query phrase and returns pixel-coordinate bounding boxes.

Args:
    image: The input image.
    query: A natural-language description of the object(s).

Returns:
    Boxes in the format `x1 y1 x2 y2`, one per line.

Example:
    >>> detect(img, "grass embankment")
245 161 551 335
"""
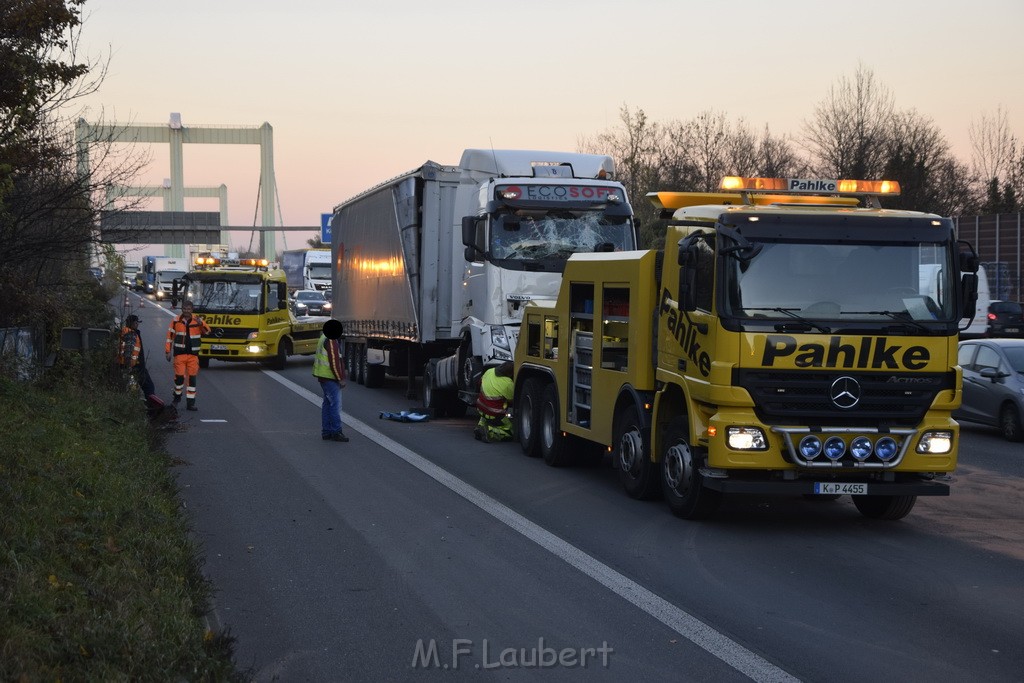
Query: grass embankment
0 372 240 681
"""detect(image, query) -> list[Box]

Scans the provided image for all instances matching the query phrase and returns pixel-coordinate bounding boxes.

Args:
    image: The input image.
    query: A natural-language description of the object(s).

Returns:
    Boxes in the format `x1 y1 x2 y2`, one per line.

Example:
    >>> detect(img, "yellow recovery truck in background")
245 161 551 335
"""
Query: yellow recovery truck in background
173 257 322 370
513 177 980 520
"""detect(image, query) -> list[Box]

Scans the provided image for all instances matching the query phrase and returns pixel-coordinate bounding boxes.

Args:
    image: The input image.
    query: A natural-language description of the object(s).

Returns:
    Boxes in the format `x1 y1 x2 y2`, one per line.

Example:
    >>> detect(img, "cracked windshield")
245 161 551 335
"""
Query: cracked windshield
728 242 956 322
490 210 632 261
190 280 262 313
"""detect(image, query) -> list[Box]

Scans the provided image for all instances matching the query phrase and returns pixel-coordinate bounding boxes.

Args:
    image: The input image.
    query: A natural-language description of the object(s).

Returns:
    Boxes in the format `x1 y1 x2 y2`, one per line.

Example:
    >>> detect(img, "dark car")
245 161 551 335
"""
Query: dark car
955 338 1024 441
986 300 1024 337
291 289 331 317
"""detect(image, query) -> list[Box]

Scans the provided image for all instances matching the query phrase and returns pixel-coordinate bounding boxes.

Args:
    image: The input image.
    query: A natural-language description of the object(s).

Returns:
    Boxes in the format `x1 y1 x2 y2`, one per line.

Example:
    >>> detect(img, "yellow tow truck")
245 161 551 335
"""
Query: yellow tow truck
513 177 980 520
174 257 322 370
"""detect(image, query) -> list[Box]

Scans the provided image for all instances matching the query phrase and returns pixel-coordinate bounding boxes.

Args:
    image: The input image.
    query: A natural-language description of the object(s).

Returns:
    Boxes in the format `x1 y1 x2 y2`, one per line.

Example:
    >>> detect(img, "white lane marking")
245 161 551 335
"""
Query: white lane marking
262 369 798 683
200 419 228 423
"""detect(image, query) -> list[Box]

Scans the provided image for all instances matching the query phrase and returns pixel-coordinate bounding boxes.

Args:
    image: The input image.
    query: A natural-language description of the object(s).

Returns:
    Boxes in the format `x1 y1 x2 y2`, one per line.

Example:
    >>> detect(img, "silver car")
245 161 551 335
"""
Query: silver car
956 338 1024 441
291 289 331 317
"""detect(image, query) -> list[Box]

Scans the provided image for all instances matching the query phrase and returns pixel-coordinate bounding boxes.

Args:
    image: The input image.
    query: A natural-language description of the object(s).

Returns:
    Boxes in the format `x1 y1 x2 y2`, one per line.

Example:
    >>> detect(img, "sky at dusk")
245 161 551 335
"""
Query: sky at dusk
73 0 1024 257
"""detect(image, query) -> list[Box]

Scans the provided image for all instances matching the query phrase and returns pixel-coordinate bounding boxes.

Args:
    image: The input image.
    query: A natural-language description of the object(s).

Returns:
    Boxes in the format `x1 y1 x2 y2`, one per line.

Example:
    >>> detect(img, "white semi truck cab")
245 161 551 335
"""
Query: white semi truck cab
443 150 635 405
331 149 637 417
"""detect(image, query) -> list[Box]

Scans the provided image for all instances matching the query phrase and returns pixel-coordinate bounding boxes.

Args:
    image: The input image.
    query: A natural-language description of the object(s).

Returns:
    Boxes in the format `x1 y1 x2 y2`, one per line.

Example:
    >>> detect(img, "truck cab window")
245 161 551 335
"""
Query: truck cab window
266 283 280 312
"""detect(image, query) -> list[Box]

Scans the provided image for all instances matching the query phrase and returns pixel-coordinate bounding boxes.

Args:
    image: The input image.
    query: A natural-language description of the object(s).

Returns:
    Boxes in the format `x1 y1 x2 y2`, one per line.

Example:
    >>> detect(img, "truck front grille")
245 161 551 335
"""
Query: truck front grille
733 369 955 428
204 328 257 341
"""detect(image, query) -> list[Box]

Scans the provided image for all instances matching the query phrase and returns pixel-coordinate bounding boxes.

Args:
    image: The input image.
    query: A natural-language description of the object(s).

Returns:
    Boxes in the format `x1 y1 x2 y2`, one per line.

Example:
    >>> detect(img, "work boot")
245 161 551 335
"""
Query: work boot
172 395 181 405
474 426 485 441
330 433 349 442
186 401 197 412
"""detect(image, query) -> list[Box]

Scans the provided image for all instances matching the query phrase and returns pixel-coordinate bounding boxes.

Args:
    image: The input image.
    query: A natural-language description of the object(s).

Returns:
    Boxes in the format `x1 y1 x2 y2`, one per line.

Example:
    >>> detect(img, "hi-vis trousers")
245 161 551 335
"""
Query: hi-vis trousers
172 354 199 406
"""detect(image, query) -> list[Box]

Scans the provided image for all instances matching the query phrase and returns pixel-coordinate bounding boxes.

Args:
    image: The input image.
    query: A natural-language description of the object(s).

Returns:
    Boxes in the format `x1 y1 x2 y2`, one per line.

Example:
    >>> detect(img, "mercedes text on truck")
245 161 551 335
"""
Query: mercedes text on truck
330 149 636 416
513 177 979 521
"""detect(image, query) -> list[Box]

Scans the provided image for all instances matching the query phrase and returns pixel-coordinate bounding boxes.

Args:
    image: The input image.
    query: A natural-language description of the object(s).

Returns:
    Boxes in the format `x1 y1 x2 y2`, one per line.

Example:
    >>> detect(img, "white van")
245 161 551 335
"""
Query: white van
919 264 989 338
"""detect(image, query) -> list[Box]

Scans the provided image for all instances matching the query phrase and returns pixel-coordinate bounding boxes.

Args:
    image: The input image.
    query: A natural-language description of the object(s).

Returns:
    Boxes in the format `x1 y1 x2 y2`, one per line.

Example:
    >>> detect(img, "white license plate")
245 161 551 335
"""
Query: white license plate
1006 328 1020 333
211 344 228 352
814 482 868 495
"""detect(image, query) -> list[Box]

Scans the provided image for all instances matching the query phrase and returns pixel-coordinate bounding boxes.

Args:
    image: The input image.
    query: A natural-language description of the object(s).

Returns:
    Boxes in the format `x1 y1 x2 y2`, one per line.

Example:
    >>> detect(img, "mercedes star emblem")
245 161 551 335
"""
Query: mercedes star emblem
830 376 861 409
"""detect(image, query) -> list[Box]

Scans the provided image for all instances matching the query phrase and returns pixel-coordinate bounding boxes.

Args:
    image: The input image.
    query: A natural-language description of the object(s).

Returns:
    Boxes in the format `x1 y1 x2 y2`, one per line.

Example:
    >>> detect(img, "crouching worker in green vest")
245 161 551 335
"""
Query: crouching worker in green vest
474 361 514 443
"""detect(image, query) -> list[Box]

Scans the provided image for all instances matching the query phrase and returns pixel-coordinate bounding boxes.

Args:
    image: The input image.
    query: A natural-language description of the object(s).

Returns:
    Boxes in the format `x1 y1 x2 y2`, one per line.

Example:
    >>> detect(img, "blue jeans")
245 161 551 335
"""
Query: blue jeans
319 378 343 437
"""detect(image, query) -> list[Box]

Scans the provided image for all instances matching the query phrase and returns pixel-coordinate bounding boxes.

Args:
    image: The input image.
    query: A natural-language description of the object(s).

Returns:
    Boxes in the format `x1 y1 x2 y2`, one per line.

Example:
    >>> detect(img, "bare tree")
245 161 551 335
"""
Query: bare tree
665 110 731 192
757 127 808 179
0 1 148 329
970 106 1021 211
879 109 971 213
578 105 664 246
970 105 1017 182
802 64 895 178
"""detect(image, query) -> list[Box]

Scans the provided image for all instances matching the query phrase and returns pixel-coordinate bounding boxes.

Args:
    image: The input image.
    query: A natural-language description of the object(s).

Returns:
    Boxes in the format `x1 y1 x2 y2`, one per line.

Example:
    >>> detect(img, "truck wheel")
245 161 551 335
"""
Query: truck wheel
852 495 917 520
458 337 482 395
198 356 210 369
344 343 356 379
999 403 1024 441
422 361 447 418
540 383 571 467
615 404 660 500
517 378 542 457
661 417 721 519
270 339 290 370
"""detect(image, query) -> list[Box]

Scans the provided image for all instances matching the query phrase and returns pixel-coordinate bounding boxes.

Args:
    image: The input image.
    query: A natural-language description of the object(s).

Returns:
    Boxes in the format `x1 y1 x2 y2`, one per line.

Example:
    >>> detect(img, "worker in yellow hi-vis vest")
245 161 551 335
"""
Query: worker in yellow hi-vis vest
474 361 514 442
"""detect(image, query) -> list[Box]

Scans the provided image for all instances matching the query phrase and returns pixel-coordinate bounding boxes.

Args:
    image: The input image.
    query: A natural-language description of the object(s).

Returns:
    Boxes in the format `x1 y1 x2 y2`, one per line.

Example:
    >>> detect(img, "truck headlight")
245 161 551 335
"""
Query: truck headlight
916 431 952 454
490 325 511 351
726 426 767 450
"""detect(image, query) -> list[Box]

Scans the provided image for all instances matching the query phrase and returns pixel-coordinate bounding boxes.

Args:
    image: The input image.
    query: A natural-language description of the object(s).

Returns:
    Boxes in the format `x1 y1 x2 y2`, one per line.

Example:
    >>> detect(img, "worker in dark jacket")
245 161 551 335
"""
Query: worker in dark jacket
474 361 514 442
313 319 349 442
119 314 155 397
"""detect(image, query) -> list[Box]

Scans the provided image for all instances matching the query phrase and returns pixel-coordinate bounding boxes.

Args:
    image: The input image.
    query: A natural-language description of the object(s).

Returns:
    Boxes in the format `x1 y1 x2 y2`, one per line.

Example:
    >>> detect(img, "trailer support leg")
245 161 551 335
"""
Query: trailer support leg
406 345 418 399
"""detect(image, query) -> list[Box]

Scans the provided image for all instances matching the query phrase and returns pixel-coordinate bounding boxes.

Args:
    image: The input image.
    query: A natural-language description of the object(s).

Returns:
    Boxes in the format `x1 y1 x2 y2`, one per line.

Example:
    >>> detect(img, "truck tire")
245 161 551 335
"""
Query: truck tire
344 343 356 379
999 403 1024 441
852 495 917 520
517 378 543 457
422 361 447 418
198 356 210 369
661 417 721 519
270 339 290 370
540 383 572 467
615 404 660 500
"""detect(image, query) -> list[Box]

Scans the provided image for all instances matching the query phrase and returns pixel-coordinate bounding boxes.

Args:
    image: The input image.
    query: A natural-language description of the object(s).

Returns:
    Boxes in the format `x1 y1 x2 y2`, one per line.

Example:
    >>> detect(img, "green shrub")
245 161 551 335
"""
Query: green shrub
0 377 240 681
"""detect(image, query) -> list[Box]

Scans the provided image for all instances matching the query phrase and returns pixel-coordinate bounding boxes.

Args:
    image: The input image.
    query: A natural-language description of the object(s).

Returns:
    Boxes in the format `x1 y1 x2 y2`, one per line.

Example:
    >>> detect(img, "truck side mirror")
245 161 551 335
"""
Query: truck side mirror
676 237 698 312
461 215 478 248
171 279 182 308
960 272 979 318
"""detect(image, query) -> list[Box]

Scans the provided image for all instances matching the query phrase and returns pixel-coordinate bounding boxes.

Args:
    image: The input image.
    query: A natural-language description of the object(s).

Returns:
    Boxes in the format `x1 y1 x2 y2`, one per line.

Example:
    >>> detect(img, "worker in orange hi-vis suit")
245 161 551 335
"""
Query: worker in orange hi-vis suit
165 299 211 412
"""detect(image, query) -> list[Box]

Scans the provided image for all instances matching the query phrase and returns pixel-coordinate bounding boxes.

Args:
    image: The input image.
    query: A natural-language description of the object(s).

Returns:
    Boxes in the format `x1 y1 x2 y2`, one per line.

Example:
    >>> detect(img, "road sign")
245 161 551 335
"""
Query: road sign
321 213 332 244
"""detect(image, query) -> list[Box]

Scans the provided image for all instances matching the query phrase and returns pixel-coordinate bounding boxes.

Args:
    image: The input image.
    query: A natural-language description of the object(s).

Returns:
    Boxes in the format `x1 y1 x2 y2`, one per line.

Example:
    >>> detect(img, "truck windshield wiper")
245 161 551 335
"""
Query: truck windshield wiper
744 307 831 334
842 310 931 333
